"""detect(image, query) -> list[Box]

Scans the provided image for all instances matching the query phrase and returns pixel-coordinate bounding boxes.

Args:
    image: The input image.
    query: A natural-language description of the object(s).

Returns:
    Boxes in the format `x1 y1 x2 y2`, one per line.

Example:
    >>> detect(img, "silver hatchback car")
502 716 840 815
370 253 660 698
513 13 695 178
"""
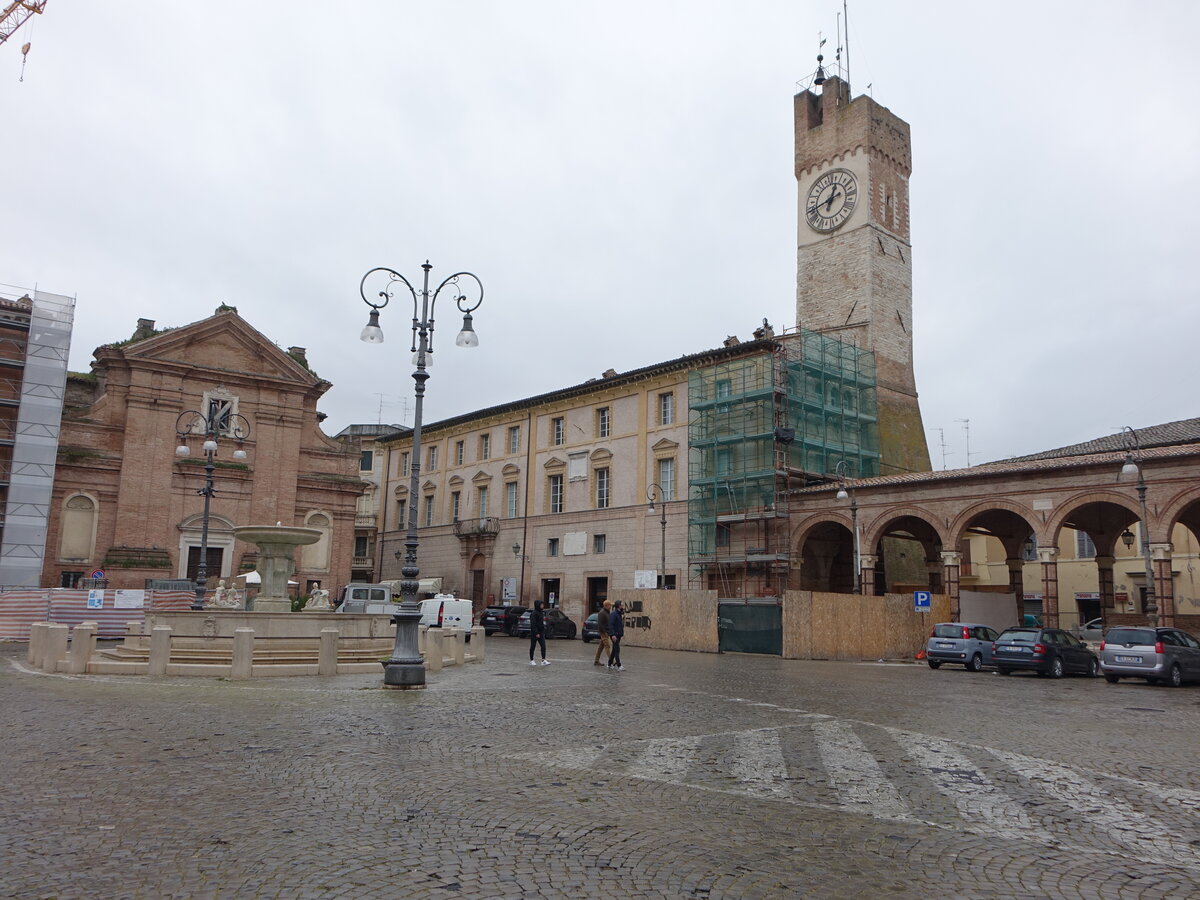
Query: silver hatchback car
925 622 1000 672
1099 626 1200 687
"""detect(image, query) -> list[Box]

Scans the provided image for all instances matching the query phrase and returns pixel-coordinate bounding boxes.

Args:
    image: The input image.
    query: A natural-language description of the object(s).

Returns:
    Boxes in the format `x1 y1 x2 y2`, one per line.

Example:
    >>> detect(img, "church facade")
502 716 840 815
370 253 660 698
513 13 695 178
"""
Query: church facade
43 307 362 596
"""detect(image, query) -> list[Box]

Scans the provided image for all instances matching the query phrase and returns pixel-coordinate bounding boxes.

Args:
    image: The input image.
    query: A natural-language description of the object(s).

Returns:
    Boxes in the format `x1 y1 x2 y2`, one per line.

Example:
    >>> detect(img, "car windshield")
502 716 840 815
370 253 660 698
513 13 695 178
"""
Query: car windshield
1106 628 1156 646
999 629 1039 642
932 624 963 638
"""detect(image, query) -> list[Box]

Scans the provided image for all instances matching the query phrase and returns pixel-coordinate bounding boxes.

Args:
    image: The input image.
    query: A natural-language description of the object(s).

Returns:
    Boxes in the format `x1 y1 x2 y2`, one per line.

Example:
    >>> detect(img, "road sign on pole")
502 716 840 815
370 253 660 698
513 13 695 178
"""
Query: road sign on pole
914 590 931 612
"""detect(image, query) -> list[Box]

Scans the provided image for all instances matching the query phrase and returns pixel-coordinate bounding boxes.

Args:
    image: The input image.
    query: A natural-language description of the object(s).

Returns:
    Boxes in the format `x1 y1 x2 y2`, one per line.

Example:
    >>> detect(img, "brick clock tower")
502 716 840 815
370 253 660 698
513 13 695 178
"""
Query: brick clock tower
794 76 931 475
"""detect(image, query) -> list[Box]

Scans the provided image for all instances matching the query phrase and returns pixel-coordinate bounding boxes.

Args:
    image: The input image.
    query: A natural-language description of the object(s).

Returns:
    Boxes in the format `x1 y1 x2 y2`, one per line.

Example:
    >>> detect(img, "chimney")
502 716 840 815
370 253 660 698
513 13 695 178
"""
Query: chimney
723 335 740 347
132 318 156 341
288 346 308 365
602 368 618 379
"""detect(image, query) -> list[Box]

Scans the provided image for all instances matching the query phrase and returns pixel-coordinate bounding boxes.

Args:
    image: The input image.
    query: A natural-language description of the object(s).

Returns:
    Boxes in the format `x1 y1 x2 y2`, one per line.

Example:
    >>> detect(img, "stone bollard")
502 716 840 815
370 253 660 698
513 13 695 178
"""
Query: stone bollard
28 622 47 665
231 628 255 680
424 628 443 672
417 624 427 657
68 623 97 675
318 628 339 676
147 626 172 676
43 624 70 673
471 625 485 663
123 621 143 648
449 628 465 667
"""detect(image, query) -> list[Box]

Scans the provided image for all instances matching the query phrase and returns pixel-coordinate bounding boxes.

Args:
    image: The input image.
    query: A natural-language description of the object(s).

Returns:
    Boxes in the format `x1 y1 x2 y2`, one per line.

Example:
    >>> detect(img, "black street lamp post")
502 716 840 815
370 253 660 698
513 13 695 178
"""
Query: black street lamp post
359 261 483 688
175 406 250 611
647 483 668 589
834 460 860 594
1120 426 1158 626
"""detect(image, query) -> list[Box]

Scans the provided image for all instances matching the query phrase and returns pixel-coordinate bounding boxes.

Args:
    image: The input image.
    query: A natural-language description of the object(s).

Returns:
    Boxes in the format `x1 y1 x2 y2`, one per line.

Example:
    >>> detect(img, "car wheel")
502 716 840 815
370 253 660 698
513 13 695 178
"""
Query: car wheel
1049 657 1065 679
927 659 941 669
484 629 496 637
997 667 1010 676
967 653 983 673
1085 658 1098 678
582 636 591 643
1166 663 1183 688
1103 673 1120 683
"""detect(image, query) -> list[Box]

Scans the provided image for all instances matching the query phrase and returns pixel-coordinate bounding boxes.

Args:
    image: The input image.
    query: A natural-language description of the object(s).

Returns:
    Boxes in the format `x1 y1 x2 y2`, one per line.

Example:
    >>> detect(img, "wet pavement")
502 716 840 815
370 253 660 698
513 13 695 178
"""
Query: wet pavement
2 635 1199 899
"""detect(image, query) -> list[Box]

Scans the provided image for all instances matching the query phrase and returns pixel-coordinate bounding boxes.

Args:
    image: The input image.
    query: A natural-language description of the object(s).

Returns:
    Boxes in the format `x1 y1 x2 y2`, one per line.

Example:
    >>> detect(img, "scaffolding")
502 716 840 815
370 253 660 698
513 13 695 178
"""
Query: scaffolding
687 330 879 596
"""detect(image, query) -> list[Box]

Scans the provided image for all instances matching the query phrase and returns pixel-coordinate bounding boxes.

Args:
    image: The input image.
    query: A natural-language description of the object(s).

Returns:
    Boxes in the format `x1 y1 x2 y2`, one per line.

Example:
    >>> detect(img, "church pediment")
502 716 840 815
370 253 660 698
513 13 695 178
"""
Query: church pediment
109 308 318 386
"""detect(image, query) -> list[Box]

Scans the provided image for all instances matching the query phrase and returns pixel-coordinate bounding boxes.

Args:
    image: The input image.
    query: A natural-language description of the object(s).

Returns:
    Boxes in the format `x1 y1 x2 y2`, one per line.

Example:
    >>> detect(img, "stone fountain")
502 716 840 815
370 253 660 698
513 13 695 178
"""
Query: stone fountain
233 524 322 613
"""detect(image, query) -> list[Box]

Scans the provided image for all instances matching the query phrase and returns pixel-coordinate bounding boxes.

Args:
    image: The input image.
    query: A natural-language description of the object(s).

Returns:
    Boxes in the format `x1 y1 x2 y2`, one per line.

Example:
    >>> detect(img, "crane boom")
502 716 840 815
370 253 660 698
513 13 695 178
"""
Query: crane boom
0 1 47 47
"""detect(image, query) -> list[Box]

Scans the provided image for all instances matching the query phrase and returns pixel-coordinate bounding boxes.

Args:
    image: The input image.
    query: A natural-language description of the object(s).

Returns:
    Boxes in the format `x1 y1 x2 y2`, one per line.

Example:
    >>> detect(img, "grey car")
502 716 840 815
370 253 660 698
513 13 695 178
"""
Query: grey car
1099 626 1200 687
925 622 1000 672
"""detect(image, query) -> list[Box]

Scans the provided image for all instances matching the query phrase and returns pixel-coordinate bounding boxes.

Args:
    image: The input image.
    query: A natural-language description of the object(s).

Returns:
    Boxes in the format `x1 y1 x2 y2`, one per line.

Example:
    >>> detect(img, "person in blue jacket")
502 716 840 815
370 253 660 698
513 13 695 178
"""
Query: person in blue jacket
608 599 625 671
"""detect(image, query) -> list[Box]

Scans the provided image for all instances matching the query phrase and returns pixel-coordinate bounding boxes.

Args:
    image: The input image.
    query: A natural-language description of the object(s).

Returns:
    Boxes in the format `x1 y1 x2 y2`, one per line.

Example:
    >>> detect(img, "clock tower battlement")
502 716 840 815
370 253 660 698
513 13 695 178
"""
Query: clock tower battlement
794 75 930 475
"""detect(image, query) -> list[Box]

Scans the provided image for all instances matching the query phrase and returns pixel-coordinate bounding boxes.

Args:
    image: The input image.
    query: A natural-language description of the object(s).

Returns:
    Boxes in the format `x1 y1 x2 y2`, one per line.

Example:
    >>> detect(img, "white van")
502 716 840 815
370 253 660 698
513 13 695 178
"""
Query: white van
337 583 399 615
420 594 473 641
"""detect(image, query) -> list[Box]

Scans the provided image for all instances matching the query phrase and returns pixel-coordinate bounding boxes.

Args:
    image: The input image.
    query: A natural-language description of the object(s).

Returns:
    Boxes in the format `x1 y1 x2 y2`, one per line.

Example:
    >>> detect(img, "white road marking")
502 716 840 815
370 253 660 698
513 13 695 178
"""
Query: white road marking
893 733 1057 844
731 728 791 799
628 736 701 784
813 719 912 821
989 748 1200 868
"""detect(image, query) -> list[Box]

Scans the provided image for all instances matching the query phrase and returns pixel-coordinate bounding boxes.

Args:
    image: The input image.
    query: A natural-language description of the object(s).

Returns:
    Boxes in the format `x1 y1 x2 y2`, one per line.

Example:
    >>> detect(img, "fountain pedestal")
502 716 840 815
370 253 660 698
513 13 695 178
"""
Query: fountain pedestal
233 525 322 613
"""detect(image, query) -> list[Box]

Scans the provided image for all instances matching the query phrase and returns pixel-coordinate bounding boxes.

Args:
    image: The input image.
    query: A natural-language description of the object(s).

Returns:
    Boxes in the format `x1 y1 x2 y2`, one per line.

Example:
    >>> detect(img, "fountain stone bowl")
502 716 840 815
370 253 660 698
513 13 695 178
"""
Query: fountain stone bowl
234 525 322 613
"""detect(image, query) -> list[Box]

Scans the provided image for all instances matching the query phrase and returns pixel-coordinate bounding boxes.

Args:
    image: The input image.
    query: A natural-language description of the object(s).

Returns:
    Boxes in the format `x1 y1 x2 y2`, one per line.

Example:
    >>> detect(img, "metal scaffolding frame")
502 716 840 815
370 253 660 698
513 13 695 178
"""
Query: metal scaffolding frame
687 330 879 596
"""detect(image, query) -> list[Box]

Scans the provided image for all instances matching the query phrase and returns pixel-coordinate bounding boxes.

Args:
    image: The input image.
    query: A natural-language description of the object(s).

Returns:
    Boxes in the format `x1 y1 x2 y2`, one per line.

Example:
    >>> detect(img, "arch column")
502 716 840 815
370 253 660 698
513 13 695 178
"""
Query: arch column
1095 555 1115 611
859 554 878 596
1151 543 1175 626
1038 546 1060 628
1006 558 1026 625
940 550 961 621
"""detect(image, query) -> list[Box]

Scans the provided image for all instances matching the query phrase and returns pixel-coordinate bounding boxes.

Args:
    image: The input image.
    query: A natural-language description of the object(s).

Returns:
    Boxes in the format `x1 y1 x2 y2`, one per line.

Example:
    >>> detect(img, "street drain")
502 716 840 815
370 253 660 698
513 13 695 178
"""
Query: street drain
1124 707 1166 713
493 672 518 677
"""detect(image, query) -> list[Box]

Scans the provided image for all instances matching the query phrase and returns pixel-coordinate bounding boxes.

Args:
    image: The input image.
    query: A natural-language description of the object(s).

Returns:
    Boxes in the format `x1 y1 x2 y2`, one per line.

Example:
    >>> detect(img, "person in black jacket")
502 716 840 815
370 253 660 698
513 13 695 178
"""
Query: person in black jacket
608 600 625 671
528 599 549 666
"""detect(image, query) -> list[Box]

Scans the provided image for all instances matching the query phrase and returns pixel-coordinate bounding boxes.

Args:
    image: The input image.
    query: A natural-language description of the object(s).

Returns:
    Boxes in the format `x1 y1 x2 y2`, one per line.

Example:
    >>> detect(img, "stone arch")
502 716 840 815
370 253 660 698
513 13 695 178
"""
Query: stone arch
1157 485 1200 545
861 506 947 551
791 512 856 593
947 498 1038 550
1044 490 1141 551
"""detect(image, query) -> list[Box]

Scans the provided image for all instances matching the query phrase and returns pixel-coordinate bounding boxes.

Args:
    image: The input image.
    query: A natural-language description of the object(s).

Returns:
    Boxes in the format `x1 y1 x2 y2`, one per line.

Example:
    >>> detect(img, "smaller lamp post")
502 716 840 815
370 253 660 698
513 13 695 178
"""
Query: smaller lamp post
175 406 250 611
834 460 860 594
1119 426 1158 626
647 483 668 589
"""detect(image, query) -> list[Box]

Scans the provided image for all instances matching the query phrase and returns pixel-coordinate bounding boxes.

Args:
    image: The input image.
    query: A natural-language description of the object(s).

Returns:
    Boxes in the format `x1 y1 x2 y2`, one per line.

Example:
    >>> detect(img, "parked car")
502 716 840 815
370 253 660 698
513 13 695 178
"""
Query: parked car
581 613 600 643
1074 617 1105 643
514 607 578 640
925 622 1000 672
479 605 528 636
992 626 1098 678
1098 626 1200 687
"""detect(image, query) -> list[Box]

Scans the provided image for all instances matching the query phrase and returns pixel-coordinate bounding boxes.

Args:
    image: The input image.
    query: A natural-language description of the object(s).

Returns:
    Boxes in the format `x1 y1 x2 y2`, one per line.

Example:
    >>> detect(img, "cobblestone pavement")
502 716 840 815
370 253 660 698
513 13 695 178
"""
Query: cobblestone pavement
3 636 1199 899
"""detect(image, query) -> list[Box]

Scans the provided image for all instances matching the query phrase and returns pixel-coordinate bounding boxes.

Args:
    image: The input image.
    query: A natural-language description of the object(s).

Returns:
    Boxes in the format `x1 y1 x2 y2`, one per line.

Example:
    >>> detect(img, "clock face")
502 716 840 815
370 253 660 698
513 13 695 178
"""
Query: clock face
805 168 859 233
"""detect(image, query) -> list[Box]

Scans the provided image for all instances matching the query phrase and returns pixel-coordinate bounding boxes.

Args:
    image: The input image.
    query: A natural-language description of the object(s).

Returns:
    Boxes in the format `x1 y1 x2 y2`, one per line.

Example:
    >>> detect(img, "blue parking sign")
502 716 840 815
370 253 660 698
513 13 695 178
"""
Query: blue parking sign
913 590 931 611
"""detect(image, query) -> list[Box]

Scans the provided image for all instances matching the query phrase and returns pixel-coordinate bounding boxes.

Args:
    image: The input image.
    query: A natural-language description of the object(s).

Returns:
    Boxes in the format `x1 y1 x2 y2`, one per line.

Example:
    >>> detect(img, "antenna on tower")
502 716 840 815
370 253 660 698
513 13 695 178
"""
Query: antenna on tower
957 419 974 467
932 428 950 470
842 0 851 87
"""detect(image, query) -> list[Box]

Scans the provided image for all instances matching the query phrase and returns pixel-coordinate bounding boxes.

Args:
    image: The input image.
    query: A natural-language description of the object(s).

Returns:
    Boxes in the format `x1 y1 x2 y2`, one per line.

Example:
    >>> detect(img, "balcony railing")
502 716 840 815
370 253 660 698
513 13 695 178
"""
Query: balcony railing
352 556 374 569
454 516 499 538
354 514 377 528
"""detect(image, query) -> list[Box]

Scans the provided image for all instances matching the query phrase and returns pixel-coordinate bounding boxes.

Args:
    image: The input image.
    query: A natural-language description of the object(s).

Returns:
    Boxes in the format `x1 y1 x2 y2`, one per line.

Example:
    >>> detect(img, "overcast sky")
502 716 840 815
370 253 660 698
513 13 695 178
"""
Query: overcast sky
3 1 1197 467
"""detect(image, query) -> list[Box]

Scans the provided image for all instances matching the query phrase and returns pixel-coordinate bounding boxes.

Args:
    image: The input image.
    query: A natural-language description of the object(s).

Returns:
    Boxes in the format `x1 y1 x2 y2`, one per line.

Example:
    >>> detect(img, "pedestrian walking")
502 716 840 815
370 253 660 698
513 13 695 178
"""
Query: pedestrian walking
528 599 550 665
609 599 625 671
593 599 612 666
